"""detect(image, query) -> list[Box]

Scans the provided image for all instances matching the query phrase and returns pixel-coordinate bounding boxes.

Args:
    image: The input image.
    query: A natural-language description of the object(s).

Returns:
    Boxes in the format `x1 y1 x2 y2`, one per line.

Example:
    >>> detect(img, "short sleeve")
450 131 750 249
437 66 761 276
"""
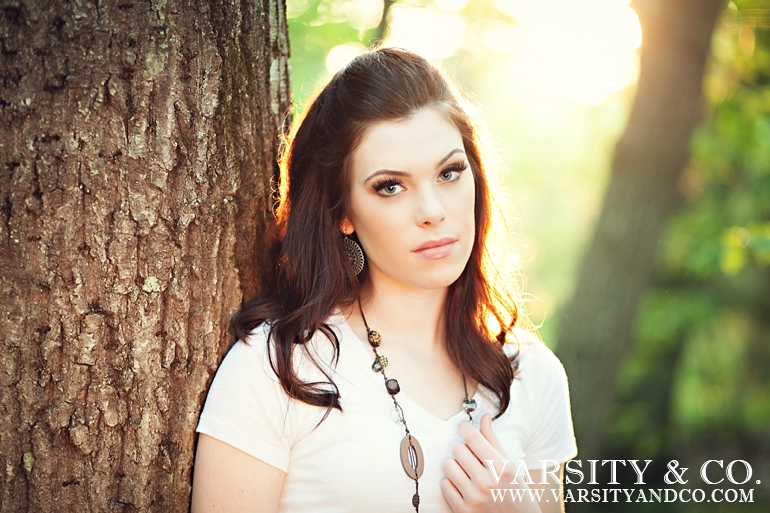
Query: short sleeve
515 332 578 469
196 326 299 472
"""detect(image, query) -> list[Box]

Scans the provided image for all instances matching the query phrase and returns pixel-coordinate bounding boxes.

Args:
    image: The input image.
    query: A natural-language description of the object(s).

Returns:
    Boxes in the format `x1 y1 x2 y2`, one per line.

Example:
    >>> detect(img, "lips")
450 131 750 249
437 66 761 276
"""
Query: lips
412 237 457 260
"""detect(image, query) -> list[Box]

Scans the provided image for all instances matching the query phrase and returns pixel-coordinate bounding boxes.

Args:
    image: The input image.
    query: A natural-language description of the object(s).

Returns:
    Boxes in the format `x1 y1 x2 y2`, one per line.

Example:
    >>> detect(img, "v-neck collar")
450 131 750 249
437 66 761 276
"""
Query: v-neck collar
330 312 492 425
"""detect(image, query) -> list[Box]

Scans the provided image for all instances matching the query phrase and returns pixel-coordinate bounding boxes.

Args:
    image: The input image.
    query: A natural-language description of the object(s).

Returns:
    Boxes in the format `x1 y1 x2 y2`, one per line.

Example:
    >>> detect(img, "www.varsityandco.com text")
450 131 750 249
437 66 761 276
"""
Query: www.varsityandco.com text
485 459 759 504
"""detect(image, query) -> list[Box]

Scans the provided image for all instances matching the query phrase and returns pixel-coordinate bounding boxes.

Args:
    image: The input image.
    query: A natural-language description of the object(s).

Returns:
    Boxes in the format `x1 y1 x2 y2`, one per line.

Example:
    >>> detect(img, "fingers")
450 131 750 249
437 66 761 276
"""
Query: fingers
445 416 545 513
457 413 506 463
448 415 508 495
443 455 471 496
479 413 506 455
440 476 463 511
442 454 488 512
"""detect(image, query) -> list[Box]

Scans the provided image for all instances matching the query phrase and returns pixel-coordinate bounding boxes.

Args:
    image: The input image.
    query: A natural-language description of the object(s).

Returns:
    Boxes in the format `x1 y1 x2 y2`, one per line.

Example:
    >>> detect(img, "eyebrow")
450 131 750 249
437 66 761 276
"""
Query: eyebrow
363 148 466 184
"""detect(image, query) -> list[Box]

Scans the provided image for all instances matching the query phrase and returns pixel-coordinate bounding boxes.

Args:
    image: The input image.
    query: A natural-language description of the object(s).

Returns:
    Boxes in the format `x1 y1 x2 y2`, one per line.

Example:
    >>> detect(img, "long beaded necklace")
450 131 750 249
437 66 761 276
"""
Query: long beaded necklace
358 300 477 512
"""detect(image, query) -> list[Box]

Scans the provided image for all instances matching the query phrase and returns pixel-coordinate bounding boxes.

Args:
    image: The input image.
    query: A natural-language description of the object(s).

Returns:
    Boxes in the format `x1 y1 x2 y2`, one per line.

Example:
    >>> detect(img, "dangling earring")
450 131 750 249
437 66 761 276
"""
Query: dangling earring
343 235 365 275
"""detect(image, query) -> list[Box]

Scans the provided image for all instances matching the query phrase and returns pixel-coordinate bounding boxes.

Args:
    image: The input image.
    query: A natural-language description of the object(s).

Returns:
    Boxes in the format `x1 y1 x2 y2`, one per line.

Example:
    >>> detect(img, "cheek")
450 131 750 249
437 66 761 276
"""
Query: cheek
346 198 395 251
345 192 372 234
463 175 478 226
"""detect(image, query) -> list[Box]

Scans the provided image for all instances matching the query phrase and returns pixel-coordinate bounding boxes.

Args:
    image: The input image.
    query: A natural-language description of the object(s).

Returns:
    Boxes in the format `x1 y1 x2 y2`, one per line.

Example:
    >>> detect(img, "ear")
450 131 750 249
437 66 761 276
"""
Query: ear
340 217 354 235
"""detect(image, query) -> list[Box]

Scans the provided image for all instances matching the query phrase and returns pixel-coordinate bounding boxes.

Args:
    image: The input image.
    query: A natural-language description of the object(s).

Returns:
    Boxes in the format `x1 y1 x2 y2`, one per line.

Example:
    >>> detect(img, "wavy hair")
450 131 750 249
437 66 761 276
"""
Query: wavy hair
232 47 519 417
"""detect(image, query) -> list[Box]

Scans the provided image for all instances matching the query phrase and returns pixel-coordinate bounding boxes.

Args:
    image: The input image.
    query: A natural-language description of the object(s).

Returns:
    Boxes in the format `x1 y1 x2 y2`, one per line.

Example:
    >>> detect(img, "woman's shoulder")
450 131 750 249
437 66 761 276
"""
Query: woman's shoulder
205 316 343 409
505 327 569 386
499 329 578 466
224 322 273 364
227 315 348 375
209 323 276 393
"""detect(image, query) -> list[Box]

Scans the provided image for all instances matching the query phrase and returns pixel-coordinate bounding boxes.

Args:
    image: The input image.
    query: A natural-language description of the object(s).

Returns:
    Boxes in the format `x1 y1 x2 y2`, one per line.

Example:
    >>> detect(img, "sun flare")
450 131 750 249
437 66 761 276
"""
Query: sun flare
499 0 642 105
381 0 642 106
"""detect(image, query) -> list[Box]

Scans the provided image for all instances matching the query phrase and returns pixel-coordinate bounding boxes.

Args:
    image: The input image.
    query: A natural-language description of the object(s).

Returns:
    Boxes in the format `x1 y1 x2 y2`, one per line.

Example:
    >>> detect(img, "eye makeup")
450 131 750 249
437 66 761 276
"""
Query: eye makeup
371 177 405 196
439 162 468 181
369 161 468 197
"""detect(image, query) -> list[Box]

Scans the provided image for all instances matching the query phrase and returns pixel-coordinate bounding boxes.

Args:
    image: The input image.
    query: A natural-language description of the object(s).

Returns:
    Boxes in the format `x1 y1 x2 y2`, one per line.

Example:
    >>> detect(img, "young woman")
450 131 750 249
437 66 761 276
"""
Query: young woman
191 47 577 513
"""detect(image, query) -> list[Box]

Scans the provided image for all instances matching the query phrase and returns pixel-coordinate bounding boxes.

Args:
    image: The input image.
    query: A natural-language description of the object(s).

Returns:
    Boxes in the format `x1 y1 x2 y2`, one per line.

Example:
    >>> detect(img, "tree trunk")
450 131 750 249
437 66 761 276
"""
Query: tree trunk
555 0 722 460
0 1 290 511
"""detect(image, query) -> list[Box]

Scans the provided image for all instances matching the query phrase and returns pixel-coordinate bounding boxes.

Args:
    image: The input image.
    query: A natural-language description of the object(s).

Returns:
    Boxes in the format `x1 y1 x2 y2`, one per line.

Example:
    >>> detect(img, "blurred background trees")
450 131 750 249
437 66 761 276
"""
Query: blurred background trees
286 0 769 510
557 0 722 462
607 1 770 506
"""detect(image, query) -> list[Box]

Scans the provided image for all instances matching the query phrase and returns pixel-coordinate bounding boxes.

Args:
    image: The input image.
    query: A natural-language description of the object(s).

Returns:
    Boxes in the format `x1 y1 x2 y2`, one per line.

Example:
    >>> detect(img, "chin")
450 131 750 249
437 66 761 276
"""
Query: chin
408 267 467 291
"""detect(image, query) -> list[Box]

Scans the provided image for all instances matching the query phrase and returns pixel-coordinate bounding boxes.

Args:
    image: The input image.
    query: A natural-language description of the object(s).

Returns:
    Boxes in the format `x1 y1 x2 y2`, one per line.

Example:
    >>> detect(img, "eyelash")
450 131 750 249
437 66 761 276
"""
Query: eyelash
371 178 404 196
439 162 468 181
371 162 468 196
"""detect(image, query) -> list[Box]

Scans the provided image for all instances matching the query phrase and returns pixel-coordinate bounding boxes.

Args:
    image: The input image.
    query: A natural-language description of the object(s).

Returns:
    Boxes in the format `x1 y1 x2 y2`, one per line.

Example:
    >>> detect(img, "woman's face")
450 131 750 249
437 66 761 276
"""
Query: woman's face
342 106 476 293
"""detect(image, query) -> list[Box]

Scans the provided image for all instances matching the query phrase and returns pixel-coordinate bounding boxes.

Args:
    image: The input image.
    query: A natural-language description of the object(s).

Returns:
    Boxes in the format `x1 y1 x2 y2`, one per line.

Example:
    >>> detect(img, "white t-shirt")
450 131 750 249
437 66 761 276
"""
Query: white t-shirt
196 313 577 513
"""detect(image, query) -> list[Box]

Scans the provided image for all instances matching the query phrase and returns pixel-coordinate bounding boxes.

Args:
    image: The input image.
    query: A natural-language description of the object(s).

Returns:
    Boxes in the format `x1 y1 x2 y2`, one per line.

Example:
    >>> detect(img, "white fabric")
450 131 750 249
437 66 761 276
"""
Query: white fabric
196 314 577 513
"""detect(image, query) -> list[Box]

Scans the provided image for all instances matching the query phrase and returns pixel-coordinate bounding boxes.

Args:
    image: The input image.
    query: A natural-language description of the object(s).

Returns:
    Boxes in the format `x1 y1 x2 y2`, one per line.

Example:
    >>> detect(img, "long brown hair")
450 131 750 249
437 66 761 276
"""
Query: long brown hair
232 47 519 417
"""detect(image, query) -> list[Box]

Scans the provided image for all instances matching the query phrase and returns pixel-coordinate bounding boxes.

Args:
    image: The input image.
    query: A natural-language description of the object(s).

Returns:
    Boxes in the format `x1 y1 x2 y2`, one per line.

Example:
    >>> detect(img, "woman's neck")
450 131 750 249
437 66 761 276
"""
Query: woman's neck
355 279 448 352
344 277 474 421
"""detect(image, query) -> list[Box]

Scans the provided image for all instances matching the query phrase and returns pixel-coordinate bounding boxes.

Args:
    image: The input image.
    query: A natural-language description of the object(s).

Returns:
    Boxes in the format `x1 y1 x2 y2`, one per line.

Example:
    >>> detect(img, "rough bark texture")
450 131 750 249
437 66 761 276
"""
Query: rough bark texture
0 0 290 511
556 0 722 460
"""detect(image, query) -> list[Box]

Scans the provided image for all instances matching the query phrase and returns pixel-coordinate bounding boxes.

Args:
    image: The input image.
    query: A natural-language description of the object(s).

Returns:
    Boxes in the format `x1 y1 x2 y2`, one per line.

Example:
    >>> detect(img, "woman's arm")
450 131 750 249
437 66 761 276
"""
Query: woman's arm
191 434 286 513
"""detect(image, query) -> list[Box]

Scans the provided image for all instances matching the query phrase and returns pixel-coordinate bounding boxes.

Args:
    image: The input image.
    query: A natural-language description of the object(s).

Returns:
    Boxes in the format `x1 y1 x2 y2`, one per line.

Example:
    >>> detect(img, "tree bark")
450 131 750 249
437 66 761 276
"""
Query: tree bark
0 0 290 511
555 0 722 460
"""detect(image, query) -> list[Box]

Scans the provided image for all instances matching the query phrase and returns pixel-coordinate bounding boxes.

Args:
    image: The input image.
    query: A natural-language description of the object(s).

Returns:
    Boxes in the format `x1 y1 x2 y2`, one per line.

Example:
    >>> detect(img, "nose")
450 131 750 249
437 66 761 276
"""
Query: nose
415 184 447 226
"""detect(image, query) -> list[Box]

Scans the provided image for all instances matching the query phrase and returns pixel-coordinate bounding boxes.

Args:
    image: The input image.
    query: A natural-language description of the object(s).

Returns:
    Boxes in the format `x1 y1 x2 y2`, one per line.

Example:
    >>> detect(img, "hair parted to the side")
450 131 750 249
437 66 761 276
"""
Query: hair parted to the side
232 46 521 418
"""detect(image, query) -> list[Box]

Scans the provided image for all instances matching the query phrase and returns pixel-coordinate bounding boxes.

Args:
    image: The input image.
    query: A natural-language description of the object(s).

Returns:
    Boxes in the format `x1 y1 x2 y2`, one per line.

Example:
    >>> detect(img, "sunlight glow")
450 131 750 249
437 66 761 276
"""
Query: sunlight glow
379 0 642 105
499 0 642 105
285 0 309 19
482 20 519 54
435 0 468 11
325 42 368 74
345 0 383 31
385 5 467 60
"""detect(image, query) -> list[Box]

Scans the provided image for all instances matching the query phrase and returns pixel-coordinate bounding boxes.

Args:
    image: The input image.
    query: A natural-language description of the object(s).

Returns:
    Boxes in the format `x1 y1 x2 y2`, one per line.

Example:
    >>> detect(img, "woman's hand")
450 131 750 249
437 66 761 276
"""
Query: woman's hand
440 414 542 513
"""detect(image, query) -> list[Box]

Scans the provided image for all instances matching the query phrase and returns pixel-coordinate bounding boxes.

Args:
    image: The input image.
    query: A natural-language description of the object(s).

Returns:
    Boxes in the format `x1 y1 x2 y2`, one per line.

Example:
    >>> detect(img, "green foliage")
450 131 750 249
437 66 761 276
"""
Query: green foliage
611 0 770 485
287 0 378 106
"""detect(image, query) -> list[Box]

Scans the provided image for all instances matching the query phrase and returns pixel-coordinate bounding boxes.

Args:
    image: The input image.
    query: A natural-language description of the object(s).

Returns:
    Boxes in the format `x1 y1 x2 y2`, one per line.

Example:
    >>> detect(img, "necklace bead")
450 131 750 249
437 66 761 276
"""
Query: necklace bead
367 330 382 347
359 299 472 513
371 355 388 372
385 378 401 395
